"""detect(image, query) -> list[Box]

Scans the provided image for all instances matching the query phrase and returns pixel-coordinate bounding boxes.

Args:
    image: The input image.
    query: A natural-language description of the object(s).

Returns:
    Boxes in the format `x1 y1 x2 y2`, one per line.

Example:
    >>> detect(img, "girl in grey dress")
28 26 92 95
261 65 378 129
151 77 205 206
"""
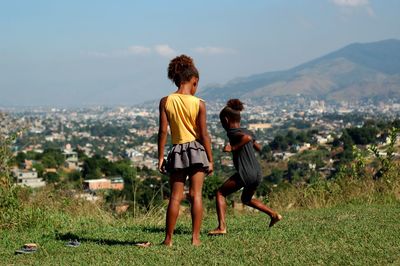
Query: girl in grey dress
209 99 282 235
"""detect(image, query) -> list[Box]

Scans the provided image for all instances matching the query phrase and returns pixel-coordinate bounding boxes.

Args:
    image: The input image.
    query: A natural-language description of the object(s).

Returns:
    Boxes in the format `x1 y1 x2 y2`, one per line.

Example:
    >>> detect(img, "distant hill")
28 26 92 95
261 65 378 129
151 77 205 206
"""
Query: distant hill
199 39 400 102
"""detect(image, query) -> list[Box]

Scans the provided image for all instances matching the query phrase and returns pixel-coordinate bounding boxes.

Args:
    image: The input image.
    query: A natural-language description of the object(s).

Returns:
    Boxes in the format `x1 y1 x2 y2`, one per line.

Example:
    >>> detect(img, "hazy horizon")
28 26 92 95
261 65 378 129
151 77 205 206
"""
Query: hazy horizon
1 0 400 107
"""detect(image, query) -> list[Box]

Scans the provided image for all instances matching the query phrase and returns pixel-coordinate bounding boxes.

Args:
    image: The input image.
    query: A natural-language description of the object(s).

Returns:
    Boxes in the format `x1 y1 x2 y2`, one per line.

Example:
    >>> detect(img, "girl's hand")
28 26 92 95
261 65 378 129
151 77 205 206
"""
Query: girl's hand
253 140 262 152
223 143 232 152
225 134 252 152
207 162 214 176
158 158 167 174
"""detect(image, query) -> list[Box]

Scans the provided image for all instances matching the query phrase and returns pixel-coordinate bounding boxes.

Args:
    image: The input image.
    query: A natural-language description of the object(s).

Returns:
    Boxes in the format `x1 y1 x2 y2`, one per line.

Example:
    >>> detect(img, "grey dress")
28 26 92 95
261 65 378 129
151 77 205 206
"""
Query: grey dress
227 128 262 188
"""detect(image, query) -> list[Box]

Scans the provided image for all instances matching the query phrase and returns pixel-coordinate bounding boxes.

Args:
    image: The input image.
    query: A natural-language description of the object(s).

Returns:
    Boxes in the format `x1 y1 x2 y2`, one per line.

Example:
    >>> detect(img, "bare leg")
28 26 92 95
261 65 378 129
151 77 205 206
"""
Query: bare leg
209 174 242 235
163 171 186 246
241 188 282 227
188 169 205 246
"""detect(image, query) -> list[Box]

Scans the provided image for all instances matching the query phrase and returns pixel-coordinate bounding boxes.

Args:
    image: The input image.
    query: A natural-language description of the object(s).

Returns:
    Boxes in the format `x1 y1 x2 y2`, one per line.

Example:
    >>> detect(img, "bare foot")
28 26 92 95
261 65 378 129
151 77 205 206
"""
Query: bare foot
208 228 227 236
162 240 172 247
269 213 282 227
192 239 201 246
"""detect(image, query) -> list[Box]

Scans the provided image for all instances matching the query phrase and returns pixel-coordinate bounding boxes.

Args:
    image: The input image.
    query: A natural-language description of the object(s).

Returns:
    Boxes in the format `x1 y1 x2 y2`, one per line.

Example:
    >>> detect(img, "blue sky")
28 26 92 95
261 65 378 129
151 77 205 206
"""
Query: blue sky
1 0 399 106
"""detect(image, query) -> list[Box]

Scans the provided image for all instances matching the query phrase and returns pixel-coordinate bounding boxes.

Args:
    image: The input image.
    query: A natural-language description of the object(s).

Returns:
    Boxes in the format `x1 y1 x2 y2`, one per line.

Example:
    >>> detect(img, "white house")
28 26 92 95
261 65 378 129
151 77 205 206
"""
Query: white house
14 169 46 188
63 144 79 170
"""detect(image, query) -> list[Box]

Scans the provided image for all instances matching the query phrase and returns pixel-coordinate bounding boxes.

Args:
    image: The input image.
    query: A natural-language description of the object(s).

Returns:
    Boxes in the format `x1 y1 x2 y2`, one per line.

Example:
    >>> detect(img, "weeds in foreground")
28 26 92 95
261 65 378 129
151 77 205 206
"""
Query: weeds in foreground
268 132 400 210
0 131 22 229
268 173 399 210
369 127 400 180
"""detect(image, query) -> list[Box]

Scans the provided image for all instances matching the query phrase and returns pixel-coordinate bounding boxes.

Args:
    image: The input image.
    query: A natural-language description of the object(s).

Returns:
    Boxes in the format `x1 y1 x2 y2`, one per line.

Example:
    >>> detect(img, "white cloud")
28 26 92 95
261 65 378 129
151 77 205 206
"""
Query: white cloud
331 0 375 17
86 51 110 58
331 0 368 7
194 46 236 55
154 44 177 58
87 44 179 58
127 45 151 55
87 45 152 58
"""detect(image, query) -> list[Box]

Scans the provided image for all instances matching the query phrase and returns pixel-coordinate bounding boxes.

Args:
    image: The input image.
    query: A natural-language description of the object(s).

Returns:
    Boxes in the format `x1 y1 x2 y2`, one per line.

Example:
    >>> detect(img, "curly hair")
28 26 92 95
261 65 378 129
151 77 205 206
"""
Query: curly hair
167 54 199 87
226 99 244 111
220 98 244 123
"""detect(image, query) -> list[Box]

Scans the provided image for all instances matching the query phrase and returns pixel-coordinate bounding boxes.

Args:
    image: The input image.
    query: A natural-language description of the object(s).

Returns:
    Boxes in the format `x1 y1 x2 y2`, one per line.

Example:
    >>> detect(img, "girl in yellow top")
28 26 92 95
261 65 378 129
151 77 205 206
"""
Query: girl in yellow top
158 55 213 246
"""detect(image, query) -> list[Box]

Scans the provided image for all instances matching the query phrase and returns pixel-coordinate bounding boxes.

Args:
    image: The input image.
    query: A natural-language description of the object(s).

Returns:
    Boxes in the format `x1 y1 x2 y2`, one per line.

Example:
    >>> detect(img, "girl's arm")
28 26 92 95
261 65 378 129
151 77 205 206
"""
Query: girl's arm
197 101 214 175
224 134 252 152
158 97 168 174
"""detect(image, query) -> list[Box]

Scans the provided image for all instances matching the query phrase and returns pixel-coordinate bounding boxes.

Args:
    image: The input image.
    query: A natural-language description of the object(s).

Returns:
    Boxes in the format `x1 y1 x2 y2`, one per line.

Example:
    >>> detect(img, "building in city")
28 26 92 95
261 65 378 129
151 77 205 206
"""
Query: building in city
14 169 46 188
83 177 124 191
63 144 80 170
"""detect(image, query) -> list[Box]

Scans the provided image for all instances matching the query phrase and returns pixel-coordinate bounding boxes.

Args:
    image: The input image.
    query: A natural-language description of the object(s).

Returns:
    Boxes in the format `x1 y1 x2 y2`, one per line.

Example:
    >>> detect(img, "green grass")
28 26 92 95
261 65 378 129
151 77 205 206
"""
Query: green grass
1 202 400 265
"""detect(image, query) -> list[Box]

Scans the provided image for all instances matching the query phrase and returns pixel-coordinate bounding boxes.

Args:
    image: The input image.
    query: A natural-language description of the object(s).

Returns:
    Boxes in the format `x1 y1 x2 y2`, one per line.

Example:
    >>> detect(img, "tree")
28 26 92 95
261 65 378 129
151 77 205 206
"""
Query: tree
15 152 26 165
296 131 308 143
286 130 297 146
266 168 285 184
68 170 82 182
25 151 39 160
340 130 354 150
42 154 58 168
101 160 118 177
337 148 354 164
346 126 379 145
40 149 65 168
269 135 288 151
44 172 59 183
32 163 44 177
261 145 274 161
392 119 400 129
287 161 308 183
332 137 341 148
76 148 88 161
82 155 106 179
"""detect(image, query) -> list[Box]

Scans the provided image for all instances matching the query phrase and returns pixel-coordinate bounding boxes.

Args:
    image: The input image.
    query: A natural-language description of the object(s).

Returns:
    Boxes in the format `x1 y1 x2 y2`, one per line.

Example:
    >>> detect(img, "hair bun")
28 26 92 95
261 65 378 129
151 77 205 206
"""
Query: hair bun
227 99 244 111
168 55 195 81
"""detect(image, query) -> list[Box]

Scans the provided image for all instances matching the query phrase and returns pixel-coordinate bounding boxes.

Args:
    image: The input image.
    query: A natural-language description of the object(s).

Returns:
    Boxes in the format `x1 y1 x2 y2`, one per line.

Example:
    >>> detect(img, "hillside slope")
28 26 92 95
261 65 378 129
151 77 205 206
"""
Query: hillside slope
200 39 400 102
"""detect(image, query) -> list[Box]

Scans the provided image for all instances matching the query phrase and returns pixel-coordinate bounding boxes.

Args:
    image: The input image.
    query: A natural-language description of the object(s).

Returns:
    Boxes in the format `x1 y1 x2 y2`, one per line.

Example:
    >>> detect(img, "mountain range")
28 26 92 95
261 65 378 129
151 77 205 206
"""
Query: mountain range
199 39 400 103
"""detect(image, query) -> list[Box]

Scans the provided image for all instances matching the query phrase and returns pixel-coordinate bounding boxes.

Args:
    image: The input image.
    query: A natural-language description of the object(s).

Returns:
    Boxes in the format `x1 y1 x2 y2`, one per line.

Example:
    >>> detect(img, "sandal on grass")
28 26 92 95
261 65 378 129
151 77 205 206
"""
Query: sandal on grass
208 229 227 236
15 243 38 255
65 239 81 247
134 241 151 247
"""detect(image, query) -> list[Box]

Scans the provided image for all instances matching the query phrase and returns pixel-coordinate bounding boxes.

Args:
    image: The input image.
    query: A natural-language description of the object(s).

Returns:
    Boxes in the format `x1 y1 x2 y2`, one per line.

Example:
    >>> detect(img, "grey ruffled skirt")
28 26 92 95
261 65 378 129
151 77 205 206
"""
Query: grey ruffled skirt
166 140 209 173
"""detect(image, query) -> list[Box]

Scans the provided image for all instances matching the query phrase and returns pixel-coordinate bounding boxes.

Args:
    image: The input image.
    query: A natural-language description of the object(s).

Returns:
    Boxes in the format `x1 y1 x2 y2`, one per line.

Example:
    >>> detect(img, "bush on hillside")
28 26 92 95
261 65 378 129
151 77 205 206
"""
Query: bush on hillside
0 132 22 229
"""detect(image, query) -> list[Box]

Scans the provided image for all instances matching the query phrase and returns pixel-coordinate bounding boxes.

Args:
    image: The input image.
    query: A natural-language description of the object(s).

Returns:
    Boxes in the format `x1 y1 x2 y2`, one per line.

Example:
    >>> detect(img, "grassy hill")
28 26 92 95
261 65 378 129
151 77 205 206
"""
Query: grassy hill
1 202 399 265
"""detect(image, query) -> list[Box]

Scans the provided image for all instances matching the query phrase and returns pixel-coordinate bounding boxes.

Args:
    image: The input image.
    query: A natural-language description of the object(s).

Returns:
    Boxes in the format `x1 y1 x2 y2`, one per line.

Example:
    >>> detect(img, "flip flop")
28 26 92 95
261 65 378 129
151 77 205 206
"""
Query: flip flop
134 241 151 247
208 230 227 236
65 239 81 247
15 243 38 254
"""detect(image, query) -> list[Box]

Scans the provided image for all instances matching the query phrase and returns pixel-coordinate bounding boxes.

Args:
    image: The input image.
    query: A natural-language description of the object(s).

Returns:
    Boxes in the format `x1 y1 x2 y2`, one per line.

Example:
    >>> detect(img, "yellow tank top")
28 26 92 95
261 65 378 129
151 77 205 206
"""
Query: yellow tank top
165 93 203 144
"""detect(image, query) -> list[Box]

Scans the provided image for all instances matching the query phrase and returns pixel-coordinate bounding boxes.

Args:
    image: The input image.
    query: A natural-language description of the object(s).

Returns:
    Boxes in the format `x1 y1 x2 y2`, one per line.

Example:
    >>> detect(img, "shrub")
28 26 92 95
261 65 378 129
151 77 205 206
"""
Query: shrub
369 127 399 180
44 172 60 183
0 132 22 229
